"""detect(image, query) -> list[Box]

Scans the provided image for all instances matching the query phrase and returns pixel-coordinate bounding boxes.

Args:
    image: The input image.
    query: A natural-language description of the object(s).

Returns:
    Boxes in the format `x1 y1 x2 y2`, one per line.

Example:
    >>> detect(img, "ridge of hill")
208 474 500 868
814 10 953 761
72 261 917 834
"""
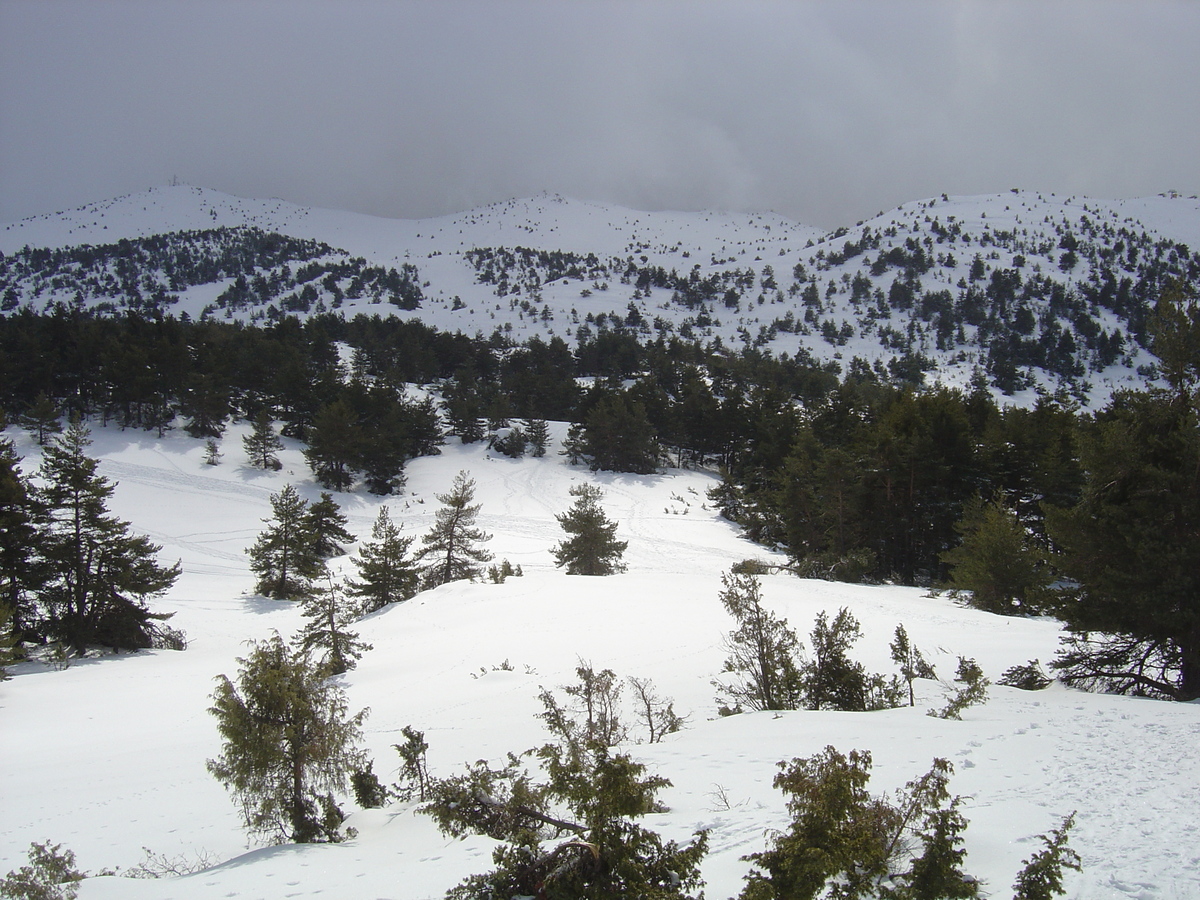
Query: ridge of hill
3 185 1199 404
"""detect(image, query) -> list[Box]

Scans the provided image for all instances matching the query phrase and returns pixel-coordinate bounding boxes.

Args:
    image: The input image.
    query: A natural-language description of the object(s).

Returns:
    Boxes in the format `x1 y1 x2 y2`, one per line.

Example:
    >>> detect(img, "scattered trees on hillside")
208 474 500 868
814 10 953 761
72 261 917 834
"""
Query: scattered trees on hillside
207 633 367 844
417 471 493 589
552 484 627 575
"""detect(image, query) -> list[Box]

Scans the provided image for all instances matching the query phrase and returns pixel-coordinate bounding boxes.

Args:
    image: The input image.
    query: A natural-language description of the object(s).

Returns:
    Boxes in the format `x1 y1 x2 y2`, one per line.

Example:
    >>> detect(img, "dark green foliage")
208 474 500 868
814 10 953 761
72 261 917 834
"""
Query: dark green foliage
350 761 390 809
417 471 494 589
526 417 550 457
36 421 181 654
802 607 894 711
890 624 936 706
998 659 1053 691
427 665 708 900
247 485 322 600
929 657 990 720
552 483 628 575
304 492 354 559
294 575 371 677
576 390 660 474
739 748 977 900
242 410 283 470
303 400 361 490
0 841 84 900
347 506 419 613
942 495 1050 615
0 602 19 679
207 633 367 844
1012 813 1082 900
715 571 803 712
0 437 41 641
393 725 432 802
17 392 62 446
1046 387 1200 699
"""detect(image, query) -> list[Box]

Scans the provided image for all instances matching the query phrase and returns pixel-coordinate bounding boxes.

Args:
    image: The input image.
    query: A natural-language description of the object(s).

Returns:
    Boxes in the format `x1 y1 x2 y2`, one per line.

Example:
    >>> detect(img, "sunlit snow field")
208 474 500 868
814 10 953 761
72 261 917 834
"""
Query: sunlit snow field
2 420 1199 899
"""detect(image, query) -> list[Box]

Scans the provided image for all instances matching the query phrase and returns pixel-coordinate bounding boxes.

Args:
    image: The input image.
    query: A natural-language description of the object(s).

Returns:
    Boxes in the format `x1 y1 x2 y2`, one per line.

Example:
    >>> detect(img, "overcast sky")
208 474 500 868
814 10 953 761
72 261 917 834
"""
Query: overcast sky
1 0 1197 229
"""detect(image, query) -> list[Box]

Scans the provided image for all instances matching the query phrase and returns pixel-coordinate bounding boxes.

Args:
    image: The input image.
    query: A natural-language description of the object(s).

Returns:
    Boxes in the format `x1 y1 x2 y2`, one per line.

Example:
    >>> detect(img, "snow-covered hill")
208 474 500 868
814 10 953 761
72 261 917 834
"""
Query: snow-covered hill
3 185 1198 405
2 420 1198 899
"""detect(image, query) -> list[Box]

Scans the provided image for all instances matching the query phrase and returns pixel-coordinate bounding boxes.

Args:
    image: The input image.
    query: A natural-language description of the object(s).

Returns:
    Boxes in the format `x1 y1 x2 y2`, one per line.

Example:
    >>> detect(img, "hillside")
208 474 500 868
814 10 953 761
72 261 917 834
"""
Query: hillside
1 420 1199 899
3 186 1199 405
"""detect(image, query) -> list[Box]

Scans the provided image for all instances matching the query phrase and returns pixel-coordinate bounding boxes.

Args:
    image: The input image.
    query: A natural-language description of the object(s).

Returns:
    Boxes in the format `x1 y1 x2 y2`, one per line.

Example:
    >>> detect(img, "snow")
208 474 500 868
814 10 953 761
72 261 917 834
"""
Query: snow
2 419 1199 899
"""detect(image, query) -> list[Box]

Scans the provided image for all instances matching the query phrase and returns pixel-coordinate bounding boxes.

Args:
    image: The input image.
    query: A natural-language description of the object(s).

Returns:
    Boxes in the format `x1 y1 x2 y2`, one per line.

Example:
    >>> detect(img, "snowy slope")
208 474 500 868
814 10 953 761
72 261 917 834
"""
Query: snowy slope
4 185 1198 406
2 421 1198 899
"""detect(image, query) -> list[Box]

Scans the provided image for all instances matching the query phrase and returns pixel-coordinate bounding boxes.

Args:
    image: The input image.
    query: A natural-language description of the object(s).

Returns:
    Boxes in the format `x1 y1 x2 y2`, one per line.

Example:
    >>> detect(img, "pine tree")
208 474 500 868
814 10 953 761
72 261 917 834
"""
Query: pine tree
17 391 62 446
941 495 1049 614
207 633 367 844
418 471 494 589
303 400 362 491
203 438 222 466
37 420 181 654
243 410 283 470
305 492 354 559
295 574 371 677
347 506 419 614
248 485 322 600
0 436 41 641
526 418 550 458
552 484 627 575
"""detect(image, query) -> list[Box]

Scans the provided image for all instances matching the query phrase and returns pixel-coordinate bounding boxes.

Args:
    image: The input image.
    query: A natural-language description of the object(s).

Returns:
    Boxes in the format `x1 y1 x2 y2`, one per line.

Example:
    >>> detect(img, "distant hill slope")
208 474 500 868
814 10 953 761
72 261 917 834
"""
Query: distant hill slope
3 185 1198 405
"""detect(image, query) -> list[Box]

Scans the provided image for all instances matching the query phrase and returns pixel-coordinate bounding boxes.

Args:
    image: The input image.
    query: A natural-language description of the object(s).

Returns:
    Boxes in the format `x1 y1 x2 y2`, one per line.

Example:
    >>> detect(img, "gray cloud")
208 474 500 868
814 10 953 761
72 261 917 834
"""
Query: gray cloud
1 0 1198 228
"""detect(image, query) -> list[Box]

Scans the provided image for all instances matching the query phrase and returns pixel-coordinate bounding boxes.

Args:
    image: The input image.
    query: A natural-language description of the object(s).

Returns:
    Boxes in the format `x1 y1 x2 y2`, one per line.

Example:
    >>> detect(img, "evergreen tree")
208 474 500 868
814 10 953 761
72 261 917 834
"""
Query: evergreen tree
941 495 1049 614
179 372 230 439
738 748 978 900
347 506 419 614
17 391 62 446
295 574 372 677
305 492 354 559
552 484 627 576
715 571 803 712
526 418 550 458
207 633 367 844
580 392 659 474
37 420 181 654
0 602 20 679
0 437 41 641
418 471 494 589
248 485 322 600
303 400 362 491
243 410 283 470
203 438 222 466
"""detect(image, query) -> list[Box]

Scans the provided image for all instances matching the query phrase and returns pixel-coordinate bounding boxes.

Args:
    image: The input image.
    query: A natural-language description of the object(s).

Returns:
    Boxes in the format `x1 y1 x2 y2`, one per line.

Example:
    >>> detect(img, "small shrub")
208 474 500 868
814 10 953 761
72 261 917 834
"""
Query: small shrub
929 657 990 720
999 659 1053 691
0 841 84 900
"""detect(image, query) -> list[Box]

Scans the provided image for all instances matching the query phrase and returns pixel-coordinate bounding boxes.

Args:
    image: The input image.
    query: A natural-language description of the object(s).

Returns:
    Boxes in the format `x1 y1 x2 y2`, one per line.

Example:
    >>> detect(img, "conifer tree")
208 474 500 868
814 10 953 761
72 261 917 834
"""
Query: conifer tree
248 485 322 600
295 574 371 677
303 400 362 491
941 495 1048 614
18 391 62 446
37 420 181 654
0 436 41 641
207 633 367 844
526 418 550 458
243 410 283 470
552 483 627 575
305 492 354 559
715 570 803 712
347 506 419 613
418 471 493 589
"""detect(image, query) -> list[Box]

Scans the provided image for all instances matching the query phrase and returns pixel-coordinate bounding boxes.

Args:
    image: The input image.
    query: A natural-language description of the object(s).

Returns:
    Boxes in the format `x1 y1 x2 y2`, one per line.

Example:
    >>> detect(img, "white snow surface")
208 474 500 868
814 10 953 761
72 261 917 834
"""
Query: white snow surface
2 421 1199 899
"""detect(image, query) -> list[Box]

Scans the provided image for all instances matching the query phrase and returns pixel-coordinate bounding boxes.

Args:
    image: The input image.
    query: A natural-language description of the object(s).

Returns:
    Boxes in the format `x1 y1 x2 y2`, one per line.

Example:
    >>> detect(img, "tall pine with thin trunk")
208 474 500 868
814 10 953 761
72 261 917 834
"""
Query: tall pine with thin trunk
295 574 371 676
418 471 493 589
248 485 322 600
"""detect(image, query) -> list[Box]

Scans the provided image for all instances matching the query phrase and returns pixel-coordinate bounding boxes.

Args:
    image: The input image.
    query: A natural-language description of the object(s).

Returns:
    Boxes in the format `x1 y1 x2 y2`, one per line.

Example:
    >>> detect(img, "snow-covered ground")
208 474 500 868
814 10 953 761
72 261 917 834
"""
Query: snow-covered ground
2 420 1199 899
